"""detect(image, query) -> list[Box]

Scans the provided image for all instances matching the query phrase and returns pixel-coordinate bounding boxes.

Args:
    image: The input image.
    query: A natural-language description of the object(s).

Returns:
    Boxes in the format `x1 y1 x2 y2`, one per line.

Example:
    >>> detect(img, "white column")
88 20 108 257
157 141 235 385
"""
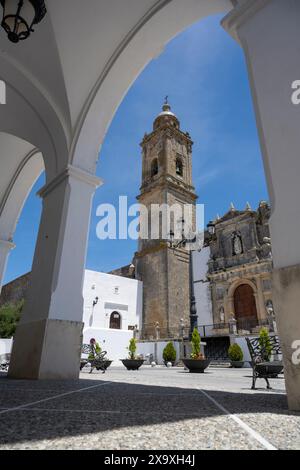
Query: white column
8 165 102 380
223 0 300 410
0 239 15 293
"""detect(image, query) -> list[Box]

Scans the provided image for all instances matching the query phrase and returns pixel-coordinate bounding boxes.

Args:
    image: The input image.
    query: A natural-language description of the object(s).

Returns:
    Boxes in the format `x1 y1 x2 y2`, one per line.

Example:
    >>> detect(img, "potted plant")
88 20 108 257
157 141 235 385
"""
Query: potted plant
257 327 282 377
121 338 144 370
228 343 244 368
182 328 211 373
163 341 177 367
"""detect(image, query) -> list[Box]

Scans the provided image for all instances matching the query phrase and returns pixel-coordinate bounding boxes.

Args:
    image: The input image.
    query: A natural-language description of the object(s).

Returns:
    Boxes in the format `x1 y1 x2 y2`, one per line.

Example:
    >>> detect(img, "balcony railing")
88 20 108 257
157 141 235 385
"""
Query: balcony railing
199 317 274 338
140 316 276 340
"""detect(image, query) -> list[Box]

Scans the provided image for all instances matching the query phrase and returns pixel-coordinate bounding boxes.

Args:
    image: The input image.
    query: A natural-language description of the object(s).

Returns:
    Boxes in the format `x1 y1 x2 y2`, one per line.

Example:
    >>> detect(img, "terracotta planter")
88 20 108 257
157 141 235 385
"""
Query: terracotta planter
182 358 211 373
121 359 144 370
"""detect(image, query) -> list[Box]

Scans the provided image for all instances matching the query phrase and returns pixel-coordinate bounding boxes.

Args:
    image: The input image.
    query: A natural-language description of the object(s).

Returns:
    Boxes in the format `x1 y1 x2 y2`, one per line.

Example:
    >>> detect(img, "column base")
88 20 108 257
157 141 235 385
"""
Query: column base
8 319 83 380
273 264 300 411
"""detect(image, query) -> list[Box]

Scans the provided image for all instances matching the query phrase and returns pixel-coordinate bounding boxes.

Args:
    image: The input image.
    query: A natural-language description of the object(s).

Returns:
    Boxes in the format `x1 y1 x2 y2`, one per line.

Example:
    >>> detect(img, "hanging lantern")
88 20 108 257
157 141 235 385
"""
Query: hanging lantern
0 0 46 43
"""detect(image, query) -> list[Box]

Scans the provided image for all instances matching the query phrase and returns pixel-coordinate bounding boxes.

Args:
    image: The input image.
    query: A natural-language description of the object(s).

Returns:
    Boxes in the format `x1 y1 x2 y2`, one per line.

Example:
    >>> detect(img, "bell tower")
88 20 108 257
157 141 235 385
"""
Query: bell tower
135 100 197 339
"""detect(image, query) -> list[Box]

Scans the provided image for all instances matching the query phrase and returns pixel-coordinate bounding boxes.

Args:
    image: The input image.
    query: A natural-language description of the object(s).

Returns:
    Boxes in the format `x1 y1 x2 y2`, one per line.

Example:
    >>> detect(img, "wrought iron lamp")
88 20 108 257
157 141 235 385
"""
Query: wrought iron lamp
207 220 215 235
0 0 46 43
167 226 199 340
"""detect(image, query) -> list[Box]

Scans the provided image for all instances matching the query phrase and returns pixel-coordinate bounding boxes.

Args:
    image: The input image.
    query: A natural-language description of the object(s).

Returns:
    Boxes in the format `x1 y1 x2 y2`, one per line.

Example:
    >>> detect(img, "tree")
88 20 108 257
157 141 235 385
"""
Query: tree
163 342 176 362
228 343 243 362
0 300 24 338
128 337 137 359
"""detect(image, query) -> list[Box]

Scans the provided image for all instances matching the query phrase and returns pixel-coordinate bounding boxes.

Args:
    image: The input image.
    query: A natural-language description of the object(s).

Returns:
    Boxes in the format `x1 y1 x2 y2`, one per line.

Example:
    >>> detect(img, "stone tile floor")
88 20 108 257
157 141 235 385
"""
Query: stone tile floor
0 366 299 450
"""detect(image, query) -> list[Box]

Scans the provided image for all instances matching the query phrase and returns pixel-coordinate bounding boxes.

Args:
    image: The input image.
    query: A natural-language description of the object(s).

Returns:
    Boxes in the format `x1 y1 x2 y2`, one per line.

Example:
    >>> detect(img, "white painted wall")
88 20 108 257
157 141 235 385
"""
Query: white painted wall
0 338 12 356
82 327 133 365
137 340 182 365
137 340 206 365
83 270 142 331
82 270 142 364
193 247 213 327
231 336 251 364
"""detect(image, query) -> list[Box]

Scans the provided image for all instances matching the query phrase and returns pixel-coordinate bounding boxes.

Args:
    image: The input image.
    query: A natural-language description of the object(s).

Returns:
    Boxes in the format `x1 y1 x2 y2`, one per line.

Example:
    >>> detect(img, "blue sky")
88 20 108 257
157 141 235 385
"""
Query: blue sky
4 13 269 284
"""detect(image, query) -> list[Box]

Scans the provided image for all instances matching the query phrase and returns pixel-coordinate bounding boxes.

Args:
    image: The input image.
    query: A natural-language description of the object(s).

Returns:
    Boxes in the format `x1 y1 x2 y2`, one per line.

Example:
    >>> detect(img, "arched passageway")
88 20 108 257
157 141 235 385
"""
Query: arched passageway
0 133 44 293
0 0 299 410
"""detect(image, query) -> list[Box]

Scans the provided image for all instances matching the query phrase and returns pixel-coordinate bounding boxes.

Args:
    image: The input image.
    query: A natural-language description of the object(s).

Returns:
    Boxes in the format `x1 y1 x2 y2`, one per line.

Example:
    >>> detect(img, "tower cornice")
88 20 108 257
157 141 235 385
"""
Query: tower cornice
140 125 193 149
138 174 197 201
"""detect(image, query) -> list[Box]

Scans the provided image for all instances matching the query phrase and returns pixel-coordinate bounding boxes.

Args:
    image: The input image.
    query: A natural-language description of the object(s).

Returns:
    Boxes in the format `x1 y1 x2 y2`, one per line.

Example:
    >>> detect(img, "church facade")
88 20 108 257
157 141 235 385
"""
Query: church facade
204 201 274 336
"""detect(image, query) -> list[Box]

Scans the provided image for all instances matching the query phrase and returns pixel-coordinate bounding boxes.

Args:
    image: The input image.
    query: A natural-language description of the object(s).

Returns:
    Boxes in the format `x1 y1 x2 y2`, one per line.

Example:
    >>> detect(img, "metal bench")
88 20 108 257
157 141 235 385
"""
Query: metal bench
246 335 284 390
0 353 10 372
80 344 108 374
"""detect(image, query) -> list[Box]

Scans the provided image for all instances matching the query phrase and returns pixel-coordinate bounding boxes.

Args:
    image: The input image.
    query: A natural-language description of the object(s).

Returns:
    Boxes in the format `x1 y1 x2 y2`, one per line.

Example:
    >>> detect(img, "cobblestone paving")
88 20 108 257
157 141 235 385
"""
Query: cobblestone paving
0 367 299 450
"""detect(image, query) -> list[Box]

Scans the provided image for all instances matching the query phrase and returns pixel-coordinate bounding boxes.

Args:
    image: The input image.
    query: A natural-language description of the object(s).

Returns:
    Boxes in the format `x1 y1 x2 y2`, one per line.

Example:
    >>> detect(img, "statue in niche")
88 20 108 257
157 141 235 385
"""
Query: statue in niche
232 232 243 255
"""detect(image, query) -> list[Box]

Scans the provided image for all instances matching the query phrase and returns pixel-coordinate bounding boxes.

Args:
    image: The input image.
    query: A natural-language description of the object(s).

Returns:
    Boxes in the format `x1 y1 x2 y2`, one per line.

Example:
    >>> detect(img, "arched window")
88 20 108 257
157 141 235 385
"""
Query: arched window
176 157 183 177
109 311 121 329
151 158 158 177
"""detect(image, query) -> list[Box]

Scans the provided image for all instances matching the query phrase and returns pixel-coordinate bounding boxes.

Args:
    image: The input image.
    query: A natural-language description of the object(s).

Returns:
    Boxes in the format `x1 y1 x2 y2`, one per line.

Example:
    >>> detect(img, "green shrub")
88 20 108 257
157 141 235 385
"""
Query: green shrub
228 343 243 362
163 342 176 362
0 300 24 338
190 327 201 359
128 337 137 359
259 327 272 361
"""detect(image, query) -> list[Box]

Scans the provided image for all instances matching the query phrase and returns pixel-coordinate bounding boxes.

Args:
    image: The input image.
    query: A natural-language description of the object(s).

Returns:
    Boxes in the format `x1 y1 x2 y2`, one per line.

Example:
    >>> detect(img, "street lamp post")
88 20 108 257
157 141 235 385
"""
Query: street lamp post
168 226 199 340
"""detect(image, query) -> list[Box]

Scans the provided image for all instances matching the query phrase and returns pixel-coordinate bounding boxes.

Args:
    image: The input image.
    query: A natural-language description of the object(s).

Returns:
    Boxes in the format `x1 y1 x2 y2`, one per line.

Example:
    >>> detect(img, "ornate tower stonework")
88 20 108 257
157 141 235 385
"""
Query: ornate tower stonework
135 101 197 339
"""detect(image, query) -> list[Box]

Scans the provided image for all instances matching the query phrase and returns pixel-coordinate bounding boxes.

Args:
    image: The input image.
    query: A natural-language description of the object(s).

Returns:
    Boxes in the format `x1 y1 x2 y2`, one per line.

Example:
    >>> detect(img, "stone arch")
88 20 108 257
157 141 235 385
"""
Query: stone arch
226 278 260 324
233 283 258 329
109 311 122 330
227 278 258 300
0 146 44 241
0 133 44 289
0 54 70 181
71 0 232 173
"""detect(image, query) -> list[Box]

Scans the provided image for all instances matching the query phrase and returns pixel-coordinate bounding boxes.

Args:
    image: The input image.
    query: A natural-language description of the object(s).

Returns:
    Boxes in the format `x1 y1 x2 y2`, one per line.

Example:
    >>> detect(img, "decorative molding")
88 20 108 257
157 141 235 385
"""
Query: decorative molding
104 302 128 312
38 164 103 199
222 0 272 43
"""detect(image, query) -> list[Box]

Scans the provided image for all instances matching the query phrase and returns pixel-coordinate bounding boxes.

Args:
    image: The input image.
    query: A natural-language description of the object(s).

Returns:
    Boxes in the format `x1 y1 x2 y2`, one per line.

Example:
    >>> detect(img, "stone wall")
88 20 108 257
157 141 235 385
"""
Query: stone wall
0 273 30 307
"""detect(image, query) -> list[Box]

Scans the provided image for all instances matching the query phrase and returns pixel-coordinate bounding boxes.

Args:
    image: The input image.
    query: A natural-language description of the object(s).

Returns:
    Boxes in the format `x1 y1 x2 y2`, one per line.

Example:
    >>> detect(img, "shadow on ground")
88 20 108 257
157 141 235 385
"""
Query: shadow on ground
0 370 297 446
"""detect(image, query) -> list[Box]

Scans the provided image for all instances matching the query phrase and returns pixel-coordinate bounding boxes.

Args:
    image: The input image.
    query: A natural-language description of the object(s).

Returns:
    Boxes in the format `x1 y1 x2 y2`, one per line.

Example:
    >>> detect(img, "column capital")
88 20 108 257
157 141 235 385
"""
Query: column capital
0 239 15 251
222 0 272 44
38 165 103 199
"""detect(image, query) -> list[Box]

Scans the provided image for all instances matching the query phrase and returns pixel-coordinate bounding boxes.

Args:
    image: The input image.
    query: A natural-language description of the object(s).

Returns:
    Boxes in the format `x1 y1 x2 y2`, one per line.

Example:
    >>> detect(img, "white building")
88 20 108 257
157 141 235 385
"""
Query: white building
82 270 142 363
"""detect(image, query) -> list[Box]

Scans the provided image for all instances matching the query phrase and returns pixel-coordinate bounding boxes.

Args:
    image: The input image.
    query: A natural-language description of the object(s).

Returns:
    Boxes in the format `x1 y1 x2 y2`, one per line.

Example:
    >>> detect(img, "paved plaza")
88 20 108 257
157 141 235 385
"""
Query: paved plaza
0 366 299 450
